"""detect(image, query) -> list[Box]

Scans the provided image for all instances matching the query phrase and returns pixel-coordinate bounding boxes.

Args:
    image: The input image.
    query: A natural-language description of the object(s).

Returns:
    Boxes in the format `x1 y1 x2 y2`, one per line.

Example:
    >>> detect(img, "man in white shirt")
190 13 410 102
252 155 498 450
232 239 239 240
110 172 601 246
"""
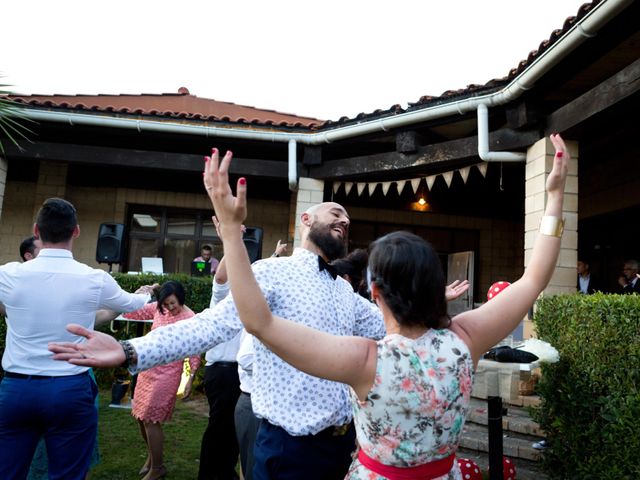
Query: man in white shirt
0 198 151 480
198 254 241 480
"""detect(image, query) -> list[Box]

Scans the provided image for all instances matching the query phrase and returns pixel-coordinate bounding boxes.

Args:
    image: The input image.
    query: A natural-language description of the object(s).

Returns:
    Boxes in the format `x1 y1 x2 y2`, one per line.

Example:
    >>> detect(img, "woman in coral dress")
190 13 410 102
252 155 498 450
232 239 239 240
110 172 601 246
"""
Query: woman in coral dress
124 281 201 480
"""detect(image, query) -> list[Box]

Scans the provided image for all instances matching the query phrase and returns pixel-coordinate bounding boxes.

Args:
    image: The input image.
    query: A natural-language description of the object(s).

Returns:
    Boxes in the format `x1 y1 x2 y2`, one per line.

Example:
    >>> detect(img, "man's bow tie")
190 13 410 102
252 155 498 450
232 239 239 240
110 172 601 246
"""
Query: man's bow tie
318 256 338 280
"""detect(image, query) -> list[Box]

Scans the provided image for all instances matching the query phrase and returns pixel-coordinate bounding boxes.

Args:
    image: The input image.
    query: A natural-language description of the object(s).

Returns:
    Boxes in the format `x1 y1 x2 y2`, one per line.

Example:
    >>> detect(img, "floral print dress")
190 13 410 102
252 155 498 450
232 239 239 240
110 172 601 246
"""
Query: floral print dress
347 329 474 480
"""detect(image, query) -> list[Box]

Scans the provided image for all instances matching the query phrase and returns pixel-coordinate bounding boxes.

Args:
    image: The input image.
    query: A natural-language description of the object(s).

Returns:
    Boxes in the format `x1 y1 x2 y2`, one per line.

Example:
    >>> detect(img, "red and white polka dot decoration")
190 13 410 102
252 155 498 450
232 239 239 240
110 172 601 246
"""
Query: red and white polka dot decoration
457 457 482 480
487 281 511 301
502 456 517 480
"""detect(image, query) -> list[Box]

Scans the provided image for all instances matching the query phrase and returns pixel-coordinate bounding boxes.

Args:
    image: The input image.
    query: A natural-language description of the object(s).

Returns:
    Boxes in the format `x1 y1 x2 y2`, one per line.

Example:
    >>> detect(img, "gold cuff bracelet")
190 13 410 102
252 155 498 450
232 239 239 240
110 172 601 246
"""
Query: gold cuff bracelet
539 216 565 237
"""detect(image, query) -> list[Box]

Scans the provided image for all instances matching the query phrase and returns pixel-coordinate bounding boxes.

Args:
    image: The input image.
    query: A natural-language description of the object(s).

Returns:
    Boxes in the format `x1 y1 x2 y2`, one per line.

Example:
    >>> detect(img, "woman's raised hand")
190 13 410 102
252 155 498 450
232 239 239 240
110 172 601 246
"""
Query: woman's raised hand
547 134 570 194
203 148 247 227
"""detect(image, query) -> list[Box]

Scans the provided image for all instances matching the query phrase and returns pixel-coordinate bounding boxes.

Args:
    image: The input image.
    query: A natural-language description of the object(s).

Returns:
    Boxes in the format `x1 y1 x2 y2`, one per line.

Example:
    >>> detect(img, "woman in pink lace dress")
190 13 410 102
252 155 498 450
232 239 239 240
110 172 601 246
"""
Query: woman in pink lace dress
124 281 201 480
204 134 569 479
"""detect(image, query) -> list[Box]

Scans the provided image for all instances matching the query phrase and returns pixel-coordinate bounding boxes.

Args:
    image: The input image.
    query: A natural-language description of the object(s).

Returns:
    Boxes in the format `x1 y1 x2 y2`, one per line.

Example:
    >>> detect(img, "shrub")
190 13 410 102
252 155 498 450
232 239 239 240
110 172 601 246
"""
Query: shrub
532 293 640 479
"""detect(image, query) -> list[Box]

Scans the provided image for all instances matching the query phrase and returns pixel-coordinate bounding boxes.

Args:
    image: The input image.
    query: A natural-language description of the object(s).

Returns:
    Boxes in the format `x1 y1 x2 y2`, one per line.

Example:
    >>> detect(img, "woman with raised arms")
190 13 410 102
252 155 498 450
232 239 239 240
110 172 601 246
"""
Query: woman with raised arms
204 135 569 480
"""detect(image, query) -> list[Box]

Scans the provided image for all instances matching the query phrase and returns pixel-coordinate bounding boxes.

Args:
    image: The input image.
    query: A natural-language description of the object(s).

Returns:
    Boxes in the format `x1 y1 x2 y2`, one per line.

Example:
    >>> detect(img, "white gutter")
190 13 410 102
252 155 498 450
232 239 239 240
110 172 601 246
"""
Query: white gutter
18 0 631 185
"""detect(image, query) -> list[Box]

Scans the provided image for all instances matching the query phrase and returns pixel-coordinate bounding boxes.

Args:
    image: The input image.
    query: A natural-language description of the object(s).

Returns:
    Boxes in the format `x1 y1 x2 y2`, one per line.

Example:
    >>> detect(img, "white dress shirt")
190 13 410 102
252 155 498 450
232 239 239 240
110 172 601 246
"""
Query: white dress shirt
129 247 384 435
578 274 590 294
0 249 149 375
236 330 254 394
204 278 240 365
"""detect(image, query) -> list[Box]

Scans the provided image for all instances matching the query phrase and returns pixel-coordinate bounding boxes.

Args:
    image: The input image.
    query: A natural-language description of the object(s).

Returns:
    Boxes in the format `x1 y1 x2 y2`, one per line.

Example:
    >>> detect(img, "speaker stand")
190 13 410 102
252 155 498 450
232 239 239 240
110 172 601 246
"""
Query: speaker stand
108 263 113 274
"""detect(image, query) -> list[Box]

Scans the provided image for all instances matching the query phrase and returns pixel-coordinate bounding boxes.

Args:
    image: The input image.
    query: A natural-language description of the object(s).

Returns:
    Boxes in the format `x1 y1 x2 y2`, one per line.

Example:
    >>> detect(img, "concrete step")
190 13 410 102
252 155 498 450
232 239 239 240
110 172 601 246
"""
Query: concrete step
460 420 543 462
467 397 545 437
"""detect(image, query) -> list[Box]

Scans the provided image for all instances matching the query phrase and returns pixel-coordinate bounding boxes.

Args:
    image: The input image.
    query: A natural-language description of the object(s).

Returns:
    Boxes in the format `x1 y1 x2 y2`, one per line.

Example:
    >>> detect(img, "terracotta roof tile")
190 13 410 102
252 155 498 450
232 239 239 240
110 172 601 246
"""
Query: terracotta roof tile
8 89 323 129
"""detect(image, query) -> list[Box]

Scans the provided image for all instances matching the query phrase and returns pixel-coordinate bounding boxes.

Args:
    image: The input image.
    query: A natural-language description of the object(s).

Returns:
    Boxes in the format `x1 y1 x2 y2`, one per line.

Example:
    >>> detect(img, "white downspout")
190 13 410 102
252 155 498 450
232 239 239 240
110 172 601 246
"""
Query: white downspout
288 139 297 191
477 104 525 162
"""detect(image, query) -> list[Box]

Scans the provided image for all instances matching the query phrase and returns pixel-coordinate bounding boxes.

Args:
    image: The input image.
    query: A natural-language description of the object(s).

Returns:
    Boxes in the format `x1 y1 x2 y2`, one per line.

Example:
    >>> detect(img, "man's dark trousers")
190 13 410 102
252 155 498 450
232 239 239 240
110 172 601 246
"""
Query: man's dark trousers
252 421 356 480
198 362 241 480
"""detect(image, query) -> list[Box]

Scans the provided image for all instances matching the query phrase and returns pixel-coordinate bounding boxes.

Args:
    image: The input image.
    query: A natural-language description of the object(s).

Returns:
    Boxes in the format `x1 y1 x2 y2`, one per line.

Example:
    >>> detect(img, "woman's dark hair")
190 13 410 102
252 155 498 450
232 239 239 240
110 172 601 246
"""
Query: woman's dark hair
156 281 186 314
368 231 449 329
331 249 369 297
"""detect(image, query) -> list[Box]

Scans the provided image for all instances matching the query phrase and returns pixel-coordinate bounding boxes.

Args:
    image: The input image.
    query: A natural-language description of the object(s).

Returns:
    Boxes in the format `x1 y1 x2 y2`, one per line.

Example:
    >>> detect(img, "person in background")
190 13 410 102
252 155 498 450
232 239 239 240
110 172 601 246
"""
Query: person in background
618 259 640 294
577 258 600 294
198 217 242 480
204 133 569 479
202 222 288 480
0 198 151 480
331 249 369 298
124 281 201 480
19 235 42 262
194 244 220 275
270 240 288 258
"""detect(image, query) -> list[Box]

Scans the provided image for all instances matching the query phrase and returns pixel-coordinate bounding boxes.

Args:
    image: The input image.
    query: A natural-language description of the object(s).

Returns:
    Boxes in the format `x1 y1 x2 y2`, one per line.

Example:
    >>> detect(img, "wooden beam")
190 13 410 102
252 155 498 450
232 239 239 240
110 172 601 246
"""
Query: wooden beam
506 101 539 129
303 146 322 166
309 128 540 179
545 56 640 135
395 131 420 153
5 141 288 178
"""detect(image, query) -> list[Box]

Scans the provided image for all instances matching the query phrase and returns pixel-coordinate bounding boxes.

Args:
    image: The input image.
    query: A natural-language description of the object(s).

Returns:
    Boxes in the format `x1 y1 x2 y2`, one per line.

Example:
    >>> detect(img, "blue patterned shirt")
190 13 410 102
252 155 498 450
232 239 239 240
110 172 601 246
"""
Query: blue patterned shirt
129 247 385 435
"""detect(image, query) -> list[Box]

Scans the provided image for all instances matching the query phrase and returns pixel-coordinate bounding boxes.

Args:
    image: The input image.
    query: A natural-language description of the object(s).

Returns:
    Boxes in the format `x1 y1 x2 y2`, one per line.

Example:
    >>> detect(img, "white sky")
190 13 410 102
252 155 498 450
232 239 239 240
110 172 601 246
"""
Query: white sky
1 0 586 121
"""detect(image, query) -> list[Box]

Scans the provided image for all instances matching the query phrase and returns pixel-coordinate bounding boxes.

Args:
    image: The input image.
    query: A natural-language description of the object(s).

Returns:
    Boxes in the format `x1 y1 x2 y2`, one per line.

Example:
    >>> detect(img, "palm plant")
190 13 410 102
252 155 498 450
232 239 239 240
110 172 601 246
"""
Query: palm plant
0 81 33 154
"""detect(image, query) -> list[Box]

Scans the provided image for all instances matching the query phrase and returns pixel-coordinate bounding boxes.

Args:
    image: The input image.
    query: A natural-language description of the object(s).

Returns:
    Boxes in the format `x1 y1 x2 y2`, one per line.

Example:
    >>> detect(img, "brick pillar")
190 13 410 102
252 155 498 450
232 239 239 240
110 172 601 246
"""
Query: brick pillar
523 137 579 338
0 155 7 222
292 177 325 248
32 161 69 216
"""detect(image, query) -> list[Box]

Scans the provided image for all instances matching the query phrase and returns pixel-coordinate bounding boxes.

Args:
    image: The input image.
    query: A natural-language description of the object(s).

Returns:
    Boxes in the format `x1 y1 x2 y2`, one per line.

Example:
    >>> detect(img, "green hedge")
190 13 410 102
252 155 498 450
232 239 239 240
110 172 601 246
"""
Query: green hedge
1 273 214 390
532 293 640 479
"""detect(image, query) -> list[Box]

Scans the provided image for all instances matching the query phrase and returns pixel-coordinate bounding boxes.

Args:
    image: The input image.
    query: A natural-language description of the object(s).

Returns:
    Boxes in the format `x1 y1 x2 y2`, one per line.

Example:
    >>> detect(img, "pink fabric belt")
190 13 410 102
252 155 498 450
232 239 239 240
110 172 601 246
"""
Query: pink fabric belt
358 449 455 480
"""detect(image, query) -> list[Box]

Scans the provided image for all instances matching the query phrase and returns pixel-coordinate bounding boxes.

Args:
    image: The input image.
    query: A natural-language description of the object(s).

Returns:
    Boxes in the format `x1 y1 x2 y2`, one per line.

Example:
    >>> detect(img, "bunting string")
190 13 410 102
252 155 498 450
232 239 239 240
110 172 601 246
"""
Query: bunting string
332 163 489 197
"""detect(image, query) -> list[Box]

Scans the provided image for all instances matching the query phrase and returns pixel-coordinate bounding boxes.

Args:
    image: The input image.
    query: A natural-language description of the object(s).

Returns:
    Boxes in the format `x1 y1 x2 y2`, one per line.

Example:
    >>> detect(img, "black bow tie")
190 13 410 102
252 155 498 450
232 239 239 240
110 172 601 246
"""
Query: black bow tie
318 256 338 280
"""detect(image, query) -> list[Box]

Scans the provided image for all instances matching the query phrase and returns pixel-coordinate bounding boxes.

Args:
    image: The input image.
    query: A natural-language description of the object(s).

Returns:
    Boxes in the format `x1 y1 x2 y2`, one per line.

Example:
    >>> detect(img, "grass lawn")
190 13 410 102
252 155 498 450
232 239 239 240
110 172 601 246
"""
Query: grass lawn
89 389 208 480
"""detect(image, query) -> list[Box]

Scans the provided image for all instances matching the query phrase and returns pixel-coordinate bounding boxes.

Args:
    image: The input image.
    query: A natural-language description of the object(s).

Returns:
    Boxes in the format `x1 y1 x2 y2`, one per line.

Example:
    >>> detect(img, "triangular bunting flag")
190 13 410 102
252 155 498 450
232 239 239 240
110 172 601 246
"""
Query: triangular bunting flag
367 183 379 196
381 181 392 196
396 180 407 194
459 166 471 184
442 171 454 188
426 175 436 190
411 178 421 194
356 183 366 196
333 182 341 194
477 163 488 177
344 182 354 195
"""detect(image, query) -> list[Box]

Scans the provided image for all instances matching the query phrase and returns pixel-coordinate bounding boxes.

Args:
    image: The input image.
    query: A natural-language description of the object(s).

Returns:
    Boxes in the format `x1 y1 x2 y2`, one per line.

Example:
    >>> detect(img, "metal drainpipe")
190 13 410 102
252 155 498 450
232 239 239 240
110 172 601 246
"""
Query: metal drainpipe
477 104 526 162
288 139 297 191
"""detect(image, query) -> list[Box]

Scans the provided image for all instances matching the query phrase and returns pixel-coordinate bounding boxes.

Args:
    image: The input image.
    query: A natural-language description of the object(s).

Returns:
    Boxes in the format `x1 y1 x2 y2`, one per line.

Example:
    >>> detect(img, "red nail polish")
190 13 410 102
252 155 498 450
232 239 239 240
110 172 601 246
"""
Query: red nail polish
556 151 564 158
211 148 217 154
239 178 246 185
204 156 209 162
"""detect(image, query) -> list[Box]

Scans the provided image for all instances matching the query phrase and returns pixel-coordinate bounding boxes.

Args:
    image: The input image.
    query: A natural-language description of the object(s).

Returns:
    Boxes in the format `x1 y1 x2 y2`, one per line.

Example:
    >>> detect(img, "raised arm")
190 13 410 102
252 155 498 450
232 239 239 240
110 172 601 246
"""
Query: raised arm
204 149 376 397
451 134 570 364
